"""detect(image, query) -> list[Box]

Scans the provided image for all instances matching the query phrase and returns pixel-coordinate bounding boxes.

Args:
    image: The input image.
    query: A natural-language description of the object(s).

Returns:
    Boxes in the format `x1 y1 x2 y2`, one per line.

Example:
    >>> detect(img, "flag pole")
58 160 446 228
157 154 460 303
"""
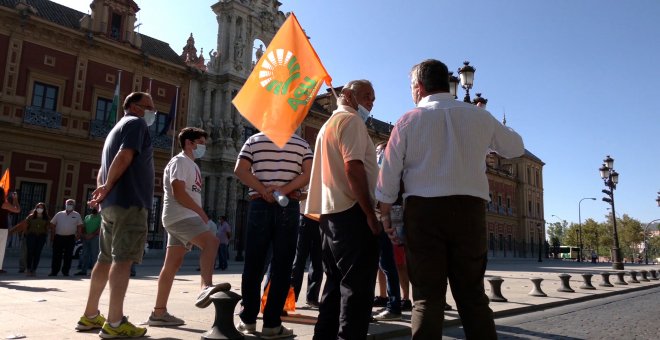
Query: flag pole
329 84 339 100
116 70 122 124
170 86 179 158
148 78 153 94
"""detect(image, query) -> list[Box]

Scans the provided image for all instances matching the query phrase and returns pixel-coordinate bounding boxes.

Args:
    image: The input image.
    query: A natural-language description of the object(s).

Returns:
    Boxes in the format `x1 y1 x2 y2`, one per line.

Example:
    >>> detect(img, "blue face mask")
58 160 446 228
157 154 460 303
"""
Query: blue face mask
193 144 206 159
357 104 370 123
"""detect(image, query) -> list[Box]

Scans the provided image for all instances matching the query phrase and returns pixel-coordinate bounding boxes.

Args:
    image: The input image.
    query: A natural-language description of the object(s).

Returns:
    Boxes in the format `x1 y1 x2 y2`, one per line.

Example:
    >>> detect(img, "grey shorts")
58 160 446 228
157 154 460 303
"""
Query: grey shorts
165 216 209 250
98 206 148 264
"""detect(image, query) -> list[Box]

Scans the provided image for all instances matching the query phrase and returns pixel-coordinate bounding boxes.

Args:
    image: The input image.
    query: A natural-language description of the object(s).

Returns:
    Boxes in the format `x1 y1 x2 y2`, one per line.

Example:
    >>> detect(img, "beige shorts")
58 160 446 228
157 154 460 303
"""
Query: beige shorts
98 206 148 264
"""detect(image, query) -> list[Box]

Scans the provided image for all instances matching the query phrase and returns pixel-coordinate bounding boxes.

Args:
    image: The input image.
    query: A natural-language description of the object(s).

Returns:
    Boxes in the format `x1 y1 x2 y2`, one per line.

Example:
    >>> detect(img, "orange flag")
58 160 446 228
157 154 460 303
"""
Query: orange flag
0 168 10 192
232 13 332 148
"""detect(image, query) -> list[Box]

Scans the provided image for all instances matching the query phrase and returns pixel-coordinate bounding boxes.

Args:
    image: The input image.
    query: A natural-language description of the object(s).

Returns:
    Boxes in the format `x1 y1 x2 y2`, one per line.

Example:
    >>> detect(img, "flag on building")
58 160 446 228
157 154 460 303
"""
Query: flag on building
107 70 122 126
159 89 179 136
0 168 10 193
232 13 332 148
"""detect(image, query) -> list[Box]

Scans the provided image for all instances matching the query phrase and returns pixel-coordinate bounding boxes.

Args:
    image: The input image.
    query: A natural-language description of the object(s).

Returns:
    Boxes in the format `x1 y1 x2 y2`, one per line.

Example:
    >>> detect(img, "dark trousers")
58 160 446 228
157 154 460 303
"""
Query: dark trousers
291 215 323 303
25 233 47 272
314 204 379 340
239 199 298 328
216 243 229 270
51 234 75 275
379 230 402 313
405 195 495 340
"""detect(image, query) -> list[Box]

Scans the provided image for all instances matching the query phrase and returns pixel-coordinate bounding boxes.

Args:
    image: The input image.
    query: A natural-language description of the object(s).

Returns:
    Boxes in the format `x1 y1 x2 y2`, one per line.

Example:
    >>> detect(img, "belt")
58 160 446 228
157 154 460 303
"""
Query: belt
249 191 301 202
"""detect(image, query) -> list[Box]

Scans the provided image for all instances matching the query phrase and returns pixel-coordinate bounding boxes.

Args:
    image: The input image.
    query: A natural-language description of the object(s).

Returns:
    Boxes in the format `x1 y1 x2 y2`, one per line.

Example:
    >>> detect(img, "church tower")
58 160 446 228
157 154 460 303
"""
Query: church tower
185 0 286 237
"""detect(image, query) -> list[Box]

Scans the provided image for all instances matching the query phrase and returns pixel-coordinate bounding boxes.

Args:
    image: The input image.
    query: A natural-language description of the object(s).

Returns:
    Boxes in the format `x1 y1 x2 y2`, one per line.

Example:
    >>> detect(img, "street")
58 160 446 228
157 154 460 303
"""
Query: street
442 285 660 339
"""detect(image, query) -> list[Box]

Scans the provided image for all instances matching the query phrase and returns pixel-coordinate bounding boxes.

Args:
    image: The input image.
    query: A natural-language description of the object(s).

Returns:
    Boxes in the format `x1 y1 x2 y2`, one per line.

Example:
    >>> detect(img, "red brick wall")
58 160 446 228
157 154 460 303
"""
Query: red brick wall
17 41 76 106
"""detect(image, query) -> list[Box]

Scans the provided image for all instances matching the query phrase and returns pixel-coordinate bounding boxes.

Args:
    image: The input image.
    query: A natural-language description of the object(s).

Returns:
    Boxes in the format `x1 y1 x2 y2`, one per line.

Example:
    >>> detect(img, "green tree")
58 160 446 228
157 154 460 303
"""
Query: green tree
618 214 643 261
581 218 600 253
561 222 580 247
546 221 565 257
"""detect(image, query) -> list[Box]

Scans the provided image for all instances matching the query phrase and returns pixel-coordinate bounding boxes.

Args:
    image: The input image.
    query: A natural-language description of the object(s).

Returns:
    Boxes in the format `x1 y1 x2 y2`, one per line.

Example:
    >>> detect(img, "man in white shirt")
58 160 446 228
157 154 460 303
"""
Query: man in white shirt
147 127 224 327
48 198 83 276
376 59 524 339
306 79 380 340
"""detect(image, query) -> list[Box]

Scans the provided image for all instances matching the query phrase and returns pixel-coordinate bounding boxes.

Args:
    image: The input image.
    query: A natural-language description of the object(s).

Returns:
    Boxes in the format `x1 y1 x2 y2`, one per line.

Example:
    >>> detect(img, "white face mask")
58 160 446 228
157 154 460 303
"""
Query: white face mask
193 144 206 159
36 208 44 213
357 104 371 123
65 204 74 211
143 109 157 126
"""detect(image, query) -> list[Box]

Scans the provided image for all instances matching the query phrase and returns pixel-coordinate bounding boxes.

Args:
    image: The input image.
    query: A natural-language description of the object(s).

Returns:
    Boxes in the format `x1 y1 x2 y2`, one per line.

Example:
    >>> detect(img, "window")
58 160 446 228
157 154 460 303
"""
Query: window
528 200 532 214
32 82 58 110
537 202 541 216
506 197 511 209
110 13 122 40
497 194 502 207
95 97 114 121
153 112 168 135
535 170 540 187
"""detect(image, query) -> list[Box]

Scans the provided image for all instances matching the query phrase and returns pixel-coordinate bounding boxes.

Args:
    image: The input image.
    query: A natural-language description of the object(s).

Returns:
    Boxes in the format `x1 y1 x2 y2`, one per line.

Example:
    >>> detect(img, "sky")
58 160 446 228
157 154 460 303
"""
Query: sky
54 0 660 226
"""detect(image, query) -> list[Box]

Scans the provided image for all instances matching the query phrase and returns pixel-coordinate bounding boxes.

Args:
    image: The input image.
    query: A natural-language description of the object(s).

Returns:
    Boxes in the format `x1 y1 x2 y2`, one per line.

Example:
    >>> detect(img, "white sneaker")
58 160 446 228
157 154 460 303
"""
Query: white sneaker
146 311 184 326
236 321 256 334
261 325 294 339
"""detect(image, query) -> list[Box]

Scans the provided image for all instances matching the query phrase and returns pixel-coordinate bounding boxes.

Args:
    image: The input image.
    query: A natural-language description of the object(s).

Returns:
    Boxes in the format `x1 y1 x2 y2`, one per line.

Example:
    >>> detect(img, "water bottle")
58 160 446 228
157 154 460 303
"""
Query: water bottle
273 190 289 207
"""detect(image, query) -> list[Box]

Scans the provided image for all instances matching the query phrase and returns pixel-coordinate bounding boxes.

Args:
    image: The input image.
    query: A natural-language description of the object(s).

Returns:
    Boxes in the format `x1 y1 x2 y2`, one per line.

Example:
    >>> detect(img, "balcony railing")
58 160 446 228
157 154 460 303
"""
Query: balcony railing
23 106 61 129
90 119 113 138
151 132 173 150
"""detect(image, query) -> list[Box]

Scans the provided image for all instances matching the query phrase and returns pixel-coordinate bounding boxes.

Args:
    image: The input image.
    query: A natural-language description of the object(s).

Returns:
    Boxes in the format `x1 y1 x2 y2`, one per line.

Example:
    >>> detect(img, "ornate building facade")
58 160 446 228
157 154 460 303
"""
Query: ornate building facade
0 0 190 249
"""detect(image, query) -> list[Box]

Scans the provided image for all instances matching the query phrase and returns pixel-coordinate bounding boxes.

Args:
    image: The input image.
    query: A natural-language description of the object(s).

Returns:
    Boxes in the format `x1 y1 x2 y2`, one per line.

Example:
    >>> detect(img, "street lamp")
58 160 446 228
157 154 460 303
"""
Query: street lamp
472 93 488 109
599 155 623 270
644 218 660 265
448 72 459 99
578 197 597 263
458 61 475 103
656 191 660 207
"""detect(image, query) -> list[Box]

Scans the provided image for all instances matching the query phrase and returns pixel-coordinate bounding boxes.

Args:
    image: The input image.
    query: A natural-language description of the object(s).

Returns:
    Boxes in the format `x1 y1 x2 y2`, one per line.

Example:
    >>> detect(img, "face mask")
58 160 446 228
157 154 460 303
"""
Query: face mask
143 109 157 126
36 208 44 213
357 104 371 123
193 144 206 159
66 204 74 211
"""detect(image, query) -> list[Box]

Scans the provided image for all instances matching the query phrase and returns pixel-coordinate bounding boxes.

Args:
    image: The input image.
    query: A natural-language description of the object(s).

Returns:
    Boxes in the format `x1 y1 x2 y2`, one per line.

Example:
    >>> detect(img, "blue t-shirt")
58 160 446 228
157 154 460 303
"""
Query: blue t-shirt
100 114 154 210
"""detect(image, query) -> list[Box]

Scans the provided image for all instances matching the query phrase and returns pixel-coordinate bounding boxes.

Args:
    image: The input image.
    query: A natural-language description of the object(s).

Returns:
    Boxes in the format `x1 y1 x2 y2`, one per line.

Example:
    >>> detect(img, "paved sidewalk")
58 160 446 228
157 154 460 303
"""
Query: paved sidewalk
1 250 659 339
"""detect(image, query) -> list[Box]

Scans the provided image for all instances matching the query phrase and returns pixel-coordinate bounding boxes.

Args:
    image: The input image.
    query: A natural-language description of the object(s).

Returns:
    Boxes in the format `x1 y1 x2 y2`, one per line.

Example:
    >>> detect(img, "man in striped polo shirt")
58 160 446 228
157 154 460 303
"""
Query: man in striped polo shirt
234 132 313 339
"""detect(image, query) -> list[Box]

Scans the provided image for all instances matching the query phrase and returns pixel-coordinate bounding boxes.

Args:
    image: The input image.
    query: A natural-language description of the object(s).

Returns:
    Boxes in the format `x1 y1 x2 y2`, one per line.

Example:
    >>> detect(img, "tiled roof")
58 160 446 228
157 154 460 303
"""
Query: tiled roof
0 0 183 65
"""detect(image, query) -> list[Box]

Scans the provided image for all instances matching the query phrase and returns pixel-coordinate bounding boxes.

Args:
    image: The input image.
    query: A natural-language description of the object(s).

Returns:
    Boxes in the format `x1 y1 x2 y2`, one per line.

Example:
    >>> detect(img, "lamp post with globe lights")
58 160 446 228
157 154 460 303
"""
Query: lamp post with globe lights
578 197 597 262
644 192 660 265
599 155 623 270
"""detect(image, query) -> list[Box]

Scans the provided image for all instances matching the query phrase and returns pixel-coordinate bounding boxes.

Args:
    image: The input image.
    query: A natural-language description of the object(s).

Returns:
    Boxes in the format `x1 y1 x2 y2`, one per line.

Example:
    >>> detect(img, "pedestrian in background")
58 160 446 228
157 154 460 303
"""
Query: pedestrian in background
75 208 101 276
1 188 21 274
10 202 49 277
76 91 156 338
290 195 323 308
306 79 380 340
377 59 524 339
216 215 231 270
48 198 83 277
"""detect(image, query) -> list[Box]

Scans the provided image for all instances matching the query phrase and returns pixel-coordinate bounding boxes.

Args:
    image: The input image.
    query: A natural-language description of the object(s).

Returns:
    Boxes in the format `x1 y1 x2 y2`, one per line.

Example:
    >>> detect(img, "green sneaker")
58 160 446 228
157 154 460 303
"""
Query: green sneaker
99 316 147 338
75 312 106 331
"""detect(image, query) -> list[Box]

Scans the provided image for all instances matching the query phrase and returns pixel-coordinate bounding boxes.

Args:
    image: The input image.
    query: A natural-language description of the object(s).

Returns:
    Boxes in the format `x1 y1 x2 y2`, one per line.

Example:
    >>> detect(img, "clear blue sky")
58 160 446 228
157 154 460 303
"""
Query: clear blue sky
56 0 660 226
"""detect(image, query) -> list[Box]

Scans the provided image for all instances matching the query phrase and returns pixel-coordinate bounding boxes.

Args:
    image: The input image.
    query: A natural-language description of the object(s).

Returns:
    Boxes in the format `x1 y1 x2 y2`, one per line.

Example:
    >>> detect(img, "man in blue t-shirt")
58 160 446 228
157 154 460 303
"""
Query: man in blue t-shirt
75 92 155 338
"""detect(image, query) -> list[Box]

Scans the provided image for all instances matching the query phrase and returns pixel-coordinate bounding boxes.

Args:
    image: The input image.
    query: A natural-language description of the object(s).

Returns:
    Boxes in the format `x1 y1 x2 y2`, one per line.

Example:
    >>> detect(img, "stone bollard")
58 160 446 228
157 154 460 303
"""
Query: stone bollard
528 277 547 297
486 276 508 302
201 289 244 340
628 271 640 283
613 271 628 285
599 272 614 287
557 273 575 293
579 273 596 290
639 270 650 282
649 269 659 280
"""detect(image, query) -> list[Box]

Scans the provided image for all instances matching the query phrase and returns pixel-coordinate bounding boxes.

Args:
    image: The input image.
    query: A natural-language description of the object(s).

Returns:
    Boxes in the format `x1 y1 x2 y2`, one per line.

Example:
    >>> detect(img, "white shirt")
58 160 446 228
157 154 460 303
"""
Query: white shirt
162 152 203 225
306 105 378 215
50 210 83 236
376 93 524 203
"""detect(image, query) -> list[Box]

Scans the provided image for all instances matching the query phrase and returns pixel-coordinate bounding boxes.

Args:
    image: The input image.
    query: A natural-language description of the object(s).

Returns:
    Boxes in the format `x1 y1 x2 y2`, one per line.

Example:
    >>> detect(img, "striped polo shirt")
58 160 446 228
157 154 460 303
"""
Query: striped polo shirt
238 132 313 196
